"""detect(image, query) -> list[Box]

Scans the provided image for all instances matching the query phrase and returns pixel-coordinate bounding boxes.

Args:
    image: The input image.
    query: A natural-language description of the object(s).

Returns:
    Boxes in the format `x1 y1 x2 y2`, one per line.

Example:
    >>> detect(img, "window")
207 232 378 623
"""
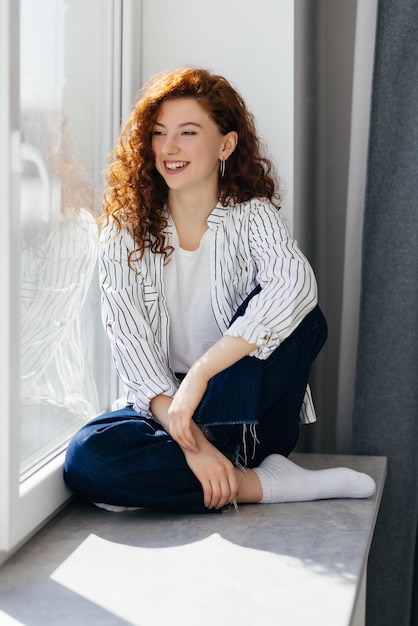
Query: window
0 0 141 562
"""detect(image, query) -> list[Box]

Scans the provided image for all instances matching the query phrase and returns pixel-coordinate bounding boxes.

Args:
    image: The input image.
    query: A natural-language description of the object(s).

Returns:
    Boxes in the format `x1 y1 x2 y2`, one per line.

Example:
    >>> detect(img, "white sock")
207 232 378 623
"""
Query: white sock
93 502 141 513
253 454 376 503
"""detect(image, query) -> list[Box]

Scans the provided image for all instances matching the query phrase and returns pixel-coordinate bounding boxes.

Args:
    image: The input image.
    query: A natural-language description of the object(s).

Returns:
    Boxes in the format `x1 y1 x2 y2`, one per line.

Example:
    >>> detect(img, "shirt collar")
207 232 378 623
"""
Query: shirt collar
206 203 229 230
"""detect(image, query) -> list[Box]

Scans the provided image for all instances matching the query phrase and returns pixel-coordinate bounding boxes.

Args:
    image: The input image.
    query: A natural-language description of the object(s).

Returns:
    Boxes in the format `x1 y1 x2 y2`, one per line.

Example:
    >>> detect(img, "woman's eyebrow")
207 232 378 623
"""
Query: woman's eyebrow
153 121 203 128
179 121 203 128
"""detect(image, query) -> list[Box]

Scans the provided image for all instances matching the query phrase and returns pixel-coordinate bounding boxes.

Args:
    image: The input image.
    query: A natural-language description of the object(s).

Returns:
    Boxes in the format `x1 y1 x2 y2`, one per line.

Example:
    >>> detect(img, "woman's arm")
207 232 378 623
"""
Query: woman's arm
99 219 179 414
151 393 239 509
224 202 318 359
166 335 257 451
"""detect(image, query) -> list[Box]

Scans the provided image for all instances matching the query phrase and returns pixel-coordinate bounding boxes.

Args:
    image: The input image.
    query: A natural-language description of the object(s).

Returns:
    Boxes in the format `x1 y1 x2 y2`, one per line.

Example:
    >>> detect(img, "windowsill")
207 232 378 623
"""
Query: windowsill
0 453 386 625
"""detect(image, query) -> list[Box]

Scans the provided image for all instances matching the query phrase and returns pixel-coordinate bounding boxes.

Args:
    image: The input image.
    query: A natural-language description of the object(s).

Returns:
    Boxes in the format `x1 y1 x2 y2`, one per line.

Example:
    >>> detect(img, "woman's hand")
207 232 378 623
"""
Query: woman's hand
167 336 257 452
151 396 238 509
167 368 208 452
184 423 239 509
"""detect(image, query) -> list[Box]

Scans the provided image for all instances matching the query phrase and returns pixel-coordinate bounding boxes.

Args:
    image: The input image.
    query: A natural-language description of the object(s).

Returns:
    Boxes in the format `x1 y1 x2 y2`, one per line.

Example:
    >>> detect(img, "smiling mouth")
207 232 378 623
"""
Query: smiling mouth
165 161 189 171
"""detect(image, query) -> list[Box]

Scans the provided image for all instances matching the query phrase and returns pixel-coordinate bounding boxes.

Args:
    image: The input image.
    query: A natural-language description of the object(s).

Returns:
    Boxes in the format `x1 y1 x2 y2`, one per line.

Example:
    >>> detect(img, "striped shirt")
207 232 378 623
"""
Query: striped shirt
99 198 318 423
21 209 99 422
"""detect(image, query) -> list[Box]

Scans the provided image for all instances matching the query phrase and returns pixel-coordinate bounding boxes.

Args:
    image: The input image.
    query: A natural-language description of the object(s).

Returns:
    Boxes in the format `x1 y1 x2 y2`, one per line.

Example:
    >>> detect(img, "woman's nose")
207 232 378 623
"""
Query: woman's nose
161 135 179 156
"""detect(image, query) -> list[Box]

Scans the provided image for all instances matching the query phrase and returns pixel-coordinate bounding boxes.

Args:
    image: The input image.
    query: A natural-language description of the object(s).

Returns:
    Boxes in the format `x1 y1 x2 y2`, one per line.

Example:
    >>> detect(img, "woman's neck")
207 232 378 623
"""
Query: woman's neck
168 187 218 225
168 188 218 251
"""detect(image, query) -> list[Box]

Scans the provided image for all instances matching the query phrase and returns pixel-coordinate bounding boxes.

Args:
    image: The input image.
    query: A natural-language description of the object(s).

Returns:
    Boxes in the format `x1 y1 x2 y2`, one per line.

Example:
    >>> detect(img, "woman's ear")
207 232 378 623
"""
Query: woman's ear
220 131 238 160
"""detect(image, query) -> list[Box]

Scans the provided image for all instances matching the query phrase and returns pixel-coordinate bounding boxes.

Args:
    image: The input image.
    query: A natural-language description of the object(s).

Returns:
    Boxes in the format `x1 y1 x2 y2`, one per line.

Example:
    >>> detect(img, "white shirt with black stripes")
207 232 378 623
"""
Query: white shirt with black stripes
99 198 318 423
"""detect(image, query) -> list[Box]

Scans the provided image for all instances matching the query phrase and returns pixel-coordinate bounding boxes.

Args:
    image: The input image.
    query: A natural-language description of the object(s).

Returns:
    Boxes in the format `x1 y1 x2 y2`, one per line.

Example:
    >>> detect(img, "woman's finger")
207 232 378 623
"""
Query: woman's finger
202 479 213 508
171 423 198 452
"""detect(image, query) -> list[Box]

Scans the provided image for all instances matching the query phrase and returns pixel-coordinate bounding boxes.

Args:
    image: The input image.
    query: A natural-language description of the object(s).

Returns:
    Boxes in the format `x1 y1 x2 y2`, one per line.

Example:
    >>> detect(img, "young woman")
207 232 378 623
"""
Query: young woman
64 67 375 513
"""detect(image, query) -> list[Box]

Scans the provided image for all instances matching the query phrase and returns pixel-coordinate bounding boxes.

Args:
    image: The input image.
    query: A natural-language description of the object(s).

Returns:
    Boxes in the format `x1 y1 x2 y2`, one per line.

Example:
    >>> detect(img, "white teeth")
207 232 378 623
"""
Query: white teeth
166 161 187 170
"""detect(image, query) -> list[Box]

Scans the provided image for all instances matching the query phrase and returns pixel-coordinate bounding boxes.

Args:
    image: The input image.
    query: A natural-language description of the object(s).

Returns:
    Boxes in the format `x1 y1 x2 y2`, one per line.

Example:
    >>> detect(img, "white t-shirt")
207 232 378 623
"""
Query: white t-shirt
163 223 222 373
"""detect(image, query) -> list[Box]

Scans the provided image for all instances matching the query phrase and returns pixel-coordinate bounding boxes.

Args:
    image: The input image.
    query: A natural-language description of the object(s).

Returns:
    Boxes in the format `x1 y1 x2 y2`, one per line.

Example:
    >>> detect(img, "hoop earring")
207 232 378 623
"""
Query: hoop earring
220 159 226 178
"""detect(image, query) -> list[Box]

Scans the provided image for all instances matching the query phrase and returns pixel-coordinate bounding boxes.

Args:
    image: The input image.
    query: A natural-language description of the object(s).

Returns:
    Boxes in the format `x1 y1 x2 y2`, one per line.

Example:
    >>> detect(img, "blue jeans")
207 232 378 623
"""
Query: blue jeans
64 293 327 513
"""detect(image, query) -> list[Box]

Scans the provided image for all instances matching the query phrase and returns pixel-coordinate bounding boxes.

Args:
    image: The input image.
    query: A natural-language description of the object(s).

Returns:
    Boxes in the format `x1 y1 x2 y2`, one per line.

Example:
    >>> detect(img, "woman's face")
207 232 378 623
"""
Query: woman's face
152 98 231 196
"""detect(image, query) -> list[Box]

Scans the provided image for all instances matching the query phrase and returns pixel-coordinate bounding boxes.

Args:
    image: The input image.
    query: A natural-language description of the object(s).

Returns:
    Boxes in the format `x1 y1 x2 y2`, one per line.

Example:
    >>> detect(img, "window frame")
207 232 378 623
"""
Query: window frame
0 0 142 564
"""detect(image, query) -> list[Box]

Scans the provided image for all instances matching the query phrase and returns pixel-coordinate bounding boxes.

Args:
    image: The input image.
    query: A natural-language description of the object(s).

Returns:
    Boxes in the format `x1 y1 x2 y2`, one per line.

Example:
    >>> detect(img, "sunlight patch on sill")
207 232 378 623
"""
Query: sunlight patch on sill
50 532 355 626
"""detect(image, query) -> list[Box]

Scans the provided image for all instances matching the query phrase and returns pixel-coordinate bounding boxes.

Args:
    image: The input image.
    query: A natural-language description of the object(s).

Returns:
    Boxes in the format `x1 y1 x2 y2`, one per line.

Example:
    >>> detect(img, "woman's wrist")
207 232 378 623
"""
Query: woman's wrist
149 394 172 430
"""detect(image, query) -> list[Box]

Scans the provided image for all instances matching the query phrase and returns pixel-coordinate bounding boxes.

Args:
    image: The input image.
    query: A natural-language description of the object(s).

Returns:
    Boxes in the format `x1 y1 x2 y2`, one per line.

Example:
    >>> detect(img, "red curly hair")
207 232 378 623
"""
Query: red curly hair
102 67 281 259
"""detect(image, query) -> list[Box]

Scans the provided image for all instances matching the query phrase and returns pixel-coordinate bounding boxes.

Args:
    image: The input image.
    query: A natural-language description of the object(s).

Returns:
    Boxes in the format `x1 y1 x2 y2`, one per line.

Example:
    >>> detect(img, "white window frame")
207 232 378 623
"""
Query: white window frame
0 0 142 565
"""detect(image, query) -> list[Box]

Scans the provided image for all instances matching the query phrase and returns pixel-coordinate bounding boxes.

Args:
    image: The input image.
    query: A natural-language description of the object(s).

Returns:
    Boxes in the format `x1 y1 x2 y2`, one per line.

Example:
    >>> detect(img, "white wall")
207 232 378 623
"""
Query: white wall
139 0 295 228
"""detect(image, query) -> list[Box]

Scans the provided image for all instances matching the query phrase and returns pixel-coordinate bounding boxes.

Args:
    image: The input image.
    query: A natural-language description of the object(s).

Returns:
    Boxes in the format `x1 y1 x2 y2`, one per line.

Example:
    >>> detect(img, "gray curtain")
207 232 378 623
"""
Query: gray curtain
353 1 418 625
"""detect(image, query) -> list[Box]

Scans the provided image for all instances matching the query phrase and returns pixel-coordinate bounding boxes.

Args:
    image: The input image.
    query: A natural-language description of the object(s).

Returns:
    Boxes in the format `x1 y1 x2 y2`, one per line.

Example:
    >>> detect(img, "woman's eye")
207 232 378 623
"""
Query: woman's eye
152 130 165 137
181 130 197 136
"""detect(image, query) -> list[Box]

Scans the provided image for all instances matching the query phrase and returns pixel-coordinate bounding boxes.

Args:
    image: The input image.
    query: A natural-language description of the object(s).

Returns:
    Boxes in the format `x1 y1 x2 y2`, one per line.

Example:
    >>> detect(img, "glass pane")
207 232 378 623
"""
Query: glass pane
19 0 114 475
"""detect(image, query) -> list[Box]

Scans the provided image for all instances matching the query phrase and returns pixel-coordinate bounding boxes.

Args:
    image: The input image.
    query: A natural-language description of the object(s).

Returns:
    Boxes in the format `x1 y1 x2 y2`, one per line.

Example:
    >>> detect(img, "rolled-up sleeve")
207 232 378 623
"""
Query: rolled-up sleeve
224 203 318 359
99 220 178 415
